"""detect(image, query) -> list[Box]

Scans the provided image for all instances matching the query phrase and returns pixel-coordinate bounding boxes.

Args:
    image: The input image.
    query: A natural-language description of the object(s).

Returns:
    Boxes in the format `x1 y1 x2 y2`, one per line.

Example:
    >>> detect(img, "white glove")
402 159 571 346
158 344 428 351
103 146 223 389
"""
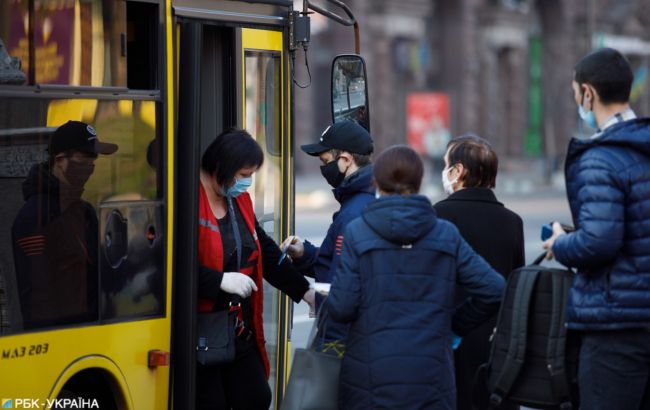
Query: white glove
220 272 258 298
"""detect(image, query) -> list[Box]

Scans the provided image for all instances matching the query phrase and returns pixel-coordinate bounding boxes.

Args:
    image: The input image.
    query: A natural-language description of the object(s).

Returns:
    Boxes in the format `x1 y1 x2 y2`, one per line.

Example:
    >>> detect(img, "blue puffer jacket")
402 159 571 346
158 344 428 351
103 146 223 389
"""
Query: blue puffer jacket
328 195 505 410
553 118 650 330
295 164 374 342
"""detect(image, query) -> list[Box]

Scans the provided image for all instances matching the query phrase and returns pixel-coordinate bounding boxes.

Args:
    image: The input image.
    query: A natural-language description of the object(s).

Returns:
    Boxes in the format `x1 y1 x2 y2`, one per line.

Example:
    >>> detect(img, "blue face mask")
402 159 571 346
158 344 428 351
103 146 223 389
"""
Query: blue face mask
578 105 598 130
220 177 253 198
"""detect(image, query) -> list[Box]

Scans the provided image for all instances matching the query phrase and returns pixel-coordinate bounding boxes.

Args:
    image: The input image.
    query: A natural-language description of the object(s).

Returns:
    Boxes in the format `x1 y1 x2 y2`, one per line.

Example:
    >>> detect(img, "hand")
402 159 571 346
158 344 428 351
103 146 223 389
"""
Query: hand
302 288 316 317
220 272 258 298
542 222 566 260
280 235 305 259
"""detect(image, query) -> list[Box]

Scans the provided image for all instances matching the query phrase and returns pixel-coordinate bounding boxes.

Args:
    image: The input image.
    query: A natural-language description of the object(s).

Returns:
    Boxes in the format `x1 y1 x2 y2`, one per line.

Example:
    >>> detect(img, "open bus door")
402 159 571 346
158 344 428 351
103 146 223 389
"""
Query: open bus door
173 10 292 409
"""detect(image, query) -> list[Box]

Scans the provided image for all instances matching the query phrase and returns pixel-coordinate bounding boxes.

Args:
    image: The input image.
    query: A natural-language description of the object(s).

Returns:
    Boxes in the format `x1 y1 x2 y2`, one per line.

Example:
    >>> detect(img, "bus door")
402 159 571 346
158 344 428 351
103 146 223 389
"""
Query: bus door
241 27 292 408
173 19 292 410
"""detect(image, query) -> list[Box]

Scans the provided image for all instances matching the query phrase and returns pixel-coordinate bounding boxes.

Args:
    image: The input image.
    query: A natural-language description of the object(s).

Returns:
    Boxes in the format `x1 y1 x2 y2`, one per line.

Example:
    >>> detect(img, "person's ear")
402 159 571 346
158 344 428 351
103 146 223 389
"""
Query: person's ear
338 152 353 168
452 163 465 181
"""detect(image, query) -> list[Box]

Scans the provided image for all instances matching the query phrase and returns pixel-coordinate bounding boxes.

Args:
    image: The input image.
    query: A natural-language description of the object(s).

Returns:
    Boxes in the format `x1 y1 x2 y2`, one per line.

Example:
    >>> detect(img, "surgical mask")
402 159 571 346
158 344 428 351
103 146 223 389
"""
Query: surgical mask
320 158 345 188
220 177 252 198
441 167 458 195
579 105 598 130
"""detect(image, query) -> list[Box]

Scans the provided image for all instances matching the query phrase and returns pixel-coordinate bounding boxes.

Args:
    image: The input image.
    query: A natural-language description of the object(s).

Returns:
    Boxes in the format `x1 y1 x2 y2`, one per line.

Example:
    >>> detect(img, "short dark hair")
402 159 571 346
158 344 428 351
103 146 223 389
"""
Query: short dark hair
201 128 264 186
330 149 372 168
446 134 498 189
574 48 633 104
373 145 423 195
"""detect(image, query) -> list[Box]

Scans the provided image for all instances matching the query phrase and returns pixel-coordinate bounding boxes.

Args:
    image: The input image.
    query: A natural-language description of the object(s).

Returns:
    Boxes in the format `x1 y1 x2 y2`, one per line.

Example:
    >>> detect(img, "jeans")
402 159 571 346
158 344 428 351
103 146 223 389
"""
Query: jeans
579 329 650 410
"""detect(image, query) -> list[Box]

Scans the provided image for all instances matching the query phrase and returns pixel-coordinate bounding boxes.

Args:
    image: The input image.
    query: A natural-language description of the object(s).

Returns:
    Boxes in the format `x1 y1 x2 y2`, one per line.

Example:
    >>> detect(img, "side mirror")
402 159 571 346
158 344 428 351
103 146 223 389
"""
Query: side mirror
331 54 370 132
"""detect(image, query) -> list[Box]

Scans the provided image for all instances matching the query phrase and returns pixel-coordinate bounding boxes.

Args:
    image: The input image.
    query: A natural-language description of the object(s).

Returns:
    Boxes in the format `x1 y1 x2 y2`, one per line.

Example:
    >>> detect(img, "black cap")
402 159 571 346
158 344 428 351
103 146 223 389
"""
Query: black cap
49 121 118 156
301 120 373 156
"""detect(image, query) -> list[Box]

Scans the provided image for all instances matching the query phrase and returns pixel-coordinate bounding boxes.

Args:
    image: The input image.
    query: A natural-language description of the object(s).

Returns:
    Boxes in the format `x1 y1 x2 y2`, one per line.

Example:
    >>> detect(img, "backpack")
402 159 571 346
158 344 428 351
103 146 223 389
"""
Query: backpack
480 253 580 410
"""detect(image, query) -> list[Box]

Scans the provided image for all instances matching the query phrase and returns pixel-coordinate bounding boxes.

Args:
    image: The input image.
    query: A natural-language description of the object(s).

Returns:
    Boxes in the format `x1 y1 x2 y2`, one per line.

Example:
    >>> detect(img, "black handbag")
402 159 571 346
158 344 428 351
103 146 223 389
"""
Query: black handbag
196 305 238 366
281 308 341 410
196 196 244 366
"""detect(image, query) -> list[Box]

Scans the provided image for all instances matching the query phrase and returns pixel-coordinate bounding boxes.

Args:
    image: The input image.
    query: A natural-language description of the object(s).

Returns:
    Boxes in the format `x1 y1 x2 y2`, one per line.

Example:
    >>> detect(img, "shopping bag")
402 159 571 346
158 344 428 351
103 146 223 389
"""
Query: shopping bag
281 309 341 410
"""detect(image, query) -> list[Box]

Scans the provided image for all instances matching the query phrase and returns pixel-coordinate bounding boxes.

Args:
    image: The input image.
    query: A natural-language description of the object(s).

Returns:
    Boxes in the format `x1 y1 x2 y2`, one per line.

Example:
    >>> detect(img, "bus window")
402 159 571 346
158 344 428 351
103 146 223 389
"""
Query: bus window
0 97 162 334
0 0 127 86
245 50 283 393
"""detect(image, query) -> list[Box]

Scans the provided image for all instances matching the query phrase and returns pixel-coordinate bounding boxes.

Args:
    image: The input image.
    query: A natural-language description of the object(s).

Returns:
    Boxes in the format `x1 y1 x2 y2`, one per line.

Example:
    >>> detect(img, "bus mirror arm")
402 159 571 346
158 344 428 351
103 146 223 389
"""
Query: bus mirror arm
306 0 360 54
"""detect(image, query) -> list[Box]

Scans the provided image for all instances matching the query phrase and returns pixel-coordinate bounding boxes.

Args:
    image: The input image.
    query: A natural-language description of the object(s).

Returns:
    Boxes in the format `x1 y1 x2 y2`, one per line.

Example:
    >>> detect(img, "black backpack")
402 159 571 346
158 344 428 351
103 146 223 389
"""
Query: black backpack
480 253 580 410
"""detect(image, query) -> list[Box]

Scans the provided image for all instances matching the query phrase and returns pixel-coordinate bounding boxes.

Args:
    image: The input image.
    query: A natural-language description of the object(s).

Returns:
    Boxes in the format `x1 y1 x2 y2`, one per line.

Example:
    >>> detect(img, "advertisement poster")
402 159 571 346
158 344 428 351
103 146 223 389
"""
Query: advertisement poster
7 0 75 84
406 92 451 158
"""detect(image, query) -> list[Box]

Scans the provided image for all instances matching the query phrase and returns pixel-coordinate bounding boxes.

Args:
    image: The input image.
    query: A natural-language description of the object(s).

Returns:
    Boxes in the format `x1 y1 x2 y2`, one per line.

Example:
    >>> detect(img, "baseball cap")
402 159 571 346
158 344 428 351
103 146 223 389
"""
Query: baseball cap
301 120 373 156
49 121 118 156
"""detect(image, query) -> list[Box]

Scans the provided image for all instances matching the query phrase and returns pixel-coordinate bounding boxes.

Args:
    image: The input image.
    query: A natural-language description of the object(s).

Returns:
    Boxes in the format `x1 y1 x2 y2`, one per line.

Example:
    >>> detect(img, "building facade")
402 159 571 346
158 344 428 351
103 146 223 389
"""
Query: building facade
295 0 650 179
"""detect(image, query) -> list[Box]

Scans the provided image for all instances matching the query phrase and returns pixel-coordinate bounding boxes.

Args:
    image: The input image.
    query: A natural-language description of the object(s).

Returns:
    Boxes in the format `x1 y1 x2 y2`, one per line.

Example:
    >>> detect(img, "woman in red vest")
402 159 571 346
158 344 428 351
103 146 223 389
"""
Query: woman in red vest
197 128 315 409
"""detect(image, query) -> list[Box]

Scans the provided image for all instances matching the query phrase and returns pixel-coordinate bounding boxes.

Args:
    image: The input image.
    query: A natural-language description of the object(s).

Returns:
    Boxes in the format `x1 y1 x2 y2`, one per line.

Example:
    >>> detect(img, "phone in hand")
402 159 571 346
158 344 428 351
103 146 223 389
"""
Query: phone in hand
541 222 575 241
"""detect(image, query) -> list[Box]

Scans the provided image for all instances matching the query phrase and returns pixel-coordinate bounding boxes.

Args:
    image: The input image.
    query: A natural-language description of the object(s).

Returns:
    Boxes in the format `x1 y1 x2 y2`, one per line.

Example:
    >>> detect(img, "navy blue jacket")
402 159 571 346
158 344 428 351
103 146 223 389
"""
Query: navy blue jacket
553 118 650 330
328 195 505 409
295 164 374 342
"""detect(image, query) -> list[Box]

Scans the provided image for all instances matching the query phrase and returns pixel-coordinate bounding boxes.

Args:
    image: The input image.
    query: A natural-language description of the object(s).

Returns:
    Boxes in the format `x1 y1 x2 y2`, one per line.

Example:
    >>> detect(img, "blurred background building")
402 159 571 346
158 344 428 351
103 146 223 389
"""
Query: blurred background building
295 0 650 183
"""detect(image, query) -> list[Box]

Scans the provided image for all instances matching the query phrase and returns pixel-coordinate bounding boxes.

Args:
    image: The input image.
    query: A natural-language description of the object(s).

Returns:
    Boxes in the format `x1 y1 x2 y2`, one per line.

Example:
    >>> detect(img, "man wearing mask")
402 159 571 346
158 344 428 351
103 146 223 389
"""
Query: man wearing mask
543 48 650 409
282 120 374 353
12 121 117 329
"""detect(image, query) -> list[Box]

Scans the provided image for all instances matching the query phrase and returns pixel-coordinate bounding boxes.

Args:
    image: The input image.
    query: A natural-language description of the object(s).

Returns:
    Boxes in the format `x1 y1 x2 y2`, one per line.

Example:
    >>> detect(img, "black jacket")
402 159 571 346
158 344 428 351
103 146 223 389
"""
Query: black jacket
434 187 524 410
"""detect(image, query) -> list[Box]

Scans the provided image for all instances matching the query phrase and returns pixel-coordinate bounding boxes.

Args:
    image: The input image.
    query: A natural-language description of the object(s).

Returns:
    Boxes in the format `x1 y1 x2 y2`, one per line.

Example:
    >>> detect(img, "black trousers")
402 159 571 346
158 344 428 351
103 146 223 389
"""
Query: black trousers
196 340 272 410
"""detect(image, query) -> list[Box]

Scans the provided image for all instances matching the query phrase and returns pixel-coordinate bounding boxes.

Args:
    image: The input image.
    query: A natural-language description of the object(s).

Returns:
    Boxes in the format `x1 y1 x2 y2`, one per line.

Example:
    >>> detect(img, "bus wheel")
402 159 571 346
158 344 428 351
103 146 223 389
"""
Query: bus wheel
58 369 121 410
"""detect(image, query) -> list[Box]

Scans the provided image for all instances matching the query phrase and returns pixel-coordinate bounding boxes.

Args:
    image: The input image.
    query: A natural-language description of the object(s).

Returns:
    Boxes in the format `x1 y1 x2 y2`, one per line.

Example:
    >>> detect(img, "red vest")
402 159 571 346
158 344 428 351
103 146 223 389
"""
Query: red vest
198 185 269 376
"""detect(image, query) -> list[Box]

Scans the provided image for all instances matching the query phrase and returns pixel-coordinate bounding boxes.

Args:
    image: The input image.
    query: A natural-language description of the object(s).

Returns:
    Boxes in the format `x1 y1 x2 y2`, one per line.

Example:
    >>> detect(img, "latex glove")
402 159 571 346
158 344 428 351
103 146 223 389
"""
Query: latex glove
220 272 258 298
451 333 462 350
280 235 305 259
302 288 316 317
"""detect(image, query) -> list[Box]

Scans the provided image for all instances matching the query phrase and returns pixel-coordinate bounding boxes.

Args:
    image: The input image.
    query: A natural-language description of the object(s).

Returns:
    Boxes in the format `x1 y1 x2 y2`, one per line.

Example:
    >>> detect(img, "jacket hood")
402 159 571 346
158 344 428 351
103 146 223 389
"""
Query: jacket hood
22 162 59 201
569 118 650 160
362 194 436 244
333 164 375 203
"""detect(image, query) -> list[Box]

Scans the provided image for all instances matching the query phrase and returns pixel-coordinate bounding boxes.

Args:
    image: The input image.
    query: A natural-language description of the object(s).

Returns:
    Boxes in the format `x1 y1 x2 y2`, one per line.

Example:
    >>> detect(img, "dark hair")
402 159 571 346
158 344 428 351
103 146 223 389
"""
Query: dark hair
330 149 372 167
574 48 633 104
201 128 264 186
373 145 423 195
446 134 498 189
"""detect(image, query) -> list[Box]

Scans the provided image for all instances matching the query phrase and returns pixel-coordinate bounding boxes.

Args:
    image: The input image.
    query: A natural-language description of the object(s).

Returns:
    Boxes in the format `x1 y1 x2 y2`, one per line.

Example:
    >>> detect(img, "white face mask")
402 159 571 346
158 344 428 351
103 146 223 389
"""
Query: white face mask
441 167 458 195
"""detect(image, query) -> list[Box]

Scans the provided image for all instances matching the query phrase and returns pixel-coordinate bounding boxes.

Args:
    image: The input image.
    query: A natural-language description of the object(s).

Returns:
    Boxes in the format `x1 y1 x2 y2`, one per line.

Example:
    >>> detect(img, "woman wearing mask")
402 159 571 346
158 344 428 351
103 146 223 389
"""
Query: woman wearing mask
435 134 524 410
197 128 315 409
328 145 506 410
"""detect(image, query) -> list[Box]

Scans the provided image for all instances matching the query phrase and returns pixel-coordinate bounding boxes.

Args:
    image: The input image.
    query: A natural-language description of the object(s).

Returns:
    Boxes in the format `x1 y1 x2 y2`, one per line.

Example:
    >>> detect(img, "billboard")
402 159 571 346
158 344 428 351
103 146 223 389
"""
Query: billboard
406 92 451 158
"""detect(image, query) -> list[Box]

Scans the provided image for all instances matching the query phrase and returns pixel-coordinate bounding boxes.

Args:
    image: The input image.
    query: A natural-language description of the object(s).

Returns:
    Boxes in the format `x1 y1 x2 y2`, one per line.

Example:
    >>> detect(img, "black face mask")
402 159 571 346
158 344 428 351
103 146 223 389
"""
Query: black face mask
64 159 94 189
320 158 345 188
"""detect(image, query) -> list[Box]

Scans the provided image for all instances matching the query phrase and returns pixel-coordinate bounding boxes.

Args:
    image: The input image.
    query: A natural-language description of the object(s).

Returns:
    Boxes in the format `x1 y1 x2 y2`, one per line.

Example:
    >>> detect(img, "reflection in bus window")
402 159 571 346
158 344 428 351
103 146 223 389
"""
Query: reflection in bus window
245 50 282 396
0 98 162 334
0 0 127 86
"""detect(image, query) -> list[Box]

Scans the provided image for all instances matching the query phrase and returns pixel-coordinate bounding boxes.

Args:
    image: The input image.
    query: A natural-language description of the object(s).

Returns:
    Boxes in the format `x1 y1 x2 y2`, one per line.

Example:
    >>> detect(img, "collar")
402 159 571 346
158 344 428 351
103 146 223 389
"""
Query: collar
443 187 502 206
593 109 636 138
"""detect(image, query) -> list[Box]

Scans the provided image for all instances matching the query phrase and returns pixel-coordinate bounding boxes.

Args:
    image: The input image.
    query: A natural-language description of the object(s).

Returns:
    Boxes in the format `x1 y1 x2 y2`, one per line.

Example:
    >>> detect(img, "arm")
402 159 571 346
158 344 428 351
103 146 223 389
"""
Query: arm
197 266 223 300
453 236 506 337
553 159 624 268
255 220 310 302
327 226 361 323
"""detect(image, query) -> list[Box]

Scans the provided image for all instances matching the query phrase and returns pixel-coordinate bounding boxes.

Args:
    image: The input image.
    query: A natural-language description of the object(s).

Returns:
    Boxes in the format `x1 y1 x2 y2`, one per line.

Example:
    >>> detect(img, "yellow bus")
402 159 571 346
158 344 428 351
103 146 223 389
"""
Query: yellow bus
0 0 368 408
